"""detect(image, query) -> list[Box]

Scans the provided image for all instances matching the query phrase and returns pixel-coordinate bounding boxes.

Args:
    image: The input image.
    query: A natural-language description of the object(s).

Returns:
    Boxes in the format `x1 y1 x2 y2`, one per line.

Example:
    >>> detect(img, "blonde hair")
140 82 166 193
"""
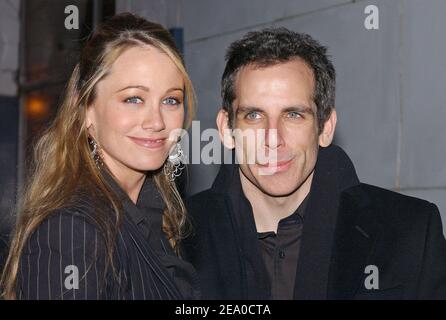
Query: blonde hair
1 13 196 299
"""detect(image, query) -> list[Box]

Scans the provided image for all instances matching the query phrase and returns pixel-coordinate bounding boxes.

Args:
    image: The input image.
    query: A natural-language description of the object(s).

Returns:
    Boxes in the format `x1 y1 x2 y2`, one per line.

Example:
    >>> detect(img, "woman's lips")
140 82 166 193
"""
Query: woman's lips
128 136 167 149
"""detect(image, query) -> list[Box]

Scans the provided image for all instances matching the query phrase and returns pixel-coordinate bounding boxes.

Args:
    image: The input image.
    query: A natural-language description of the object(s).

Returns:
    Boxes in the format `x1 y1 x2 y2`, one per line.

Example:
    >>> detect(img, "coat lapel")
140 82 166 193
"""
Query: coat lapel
293 157 340 299
211 165 270 299
294 145 361 299
124 216 183 299
99 169 183 299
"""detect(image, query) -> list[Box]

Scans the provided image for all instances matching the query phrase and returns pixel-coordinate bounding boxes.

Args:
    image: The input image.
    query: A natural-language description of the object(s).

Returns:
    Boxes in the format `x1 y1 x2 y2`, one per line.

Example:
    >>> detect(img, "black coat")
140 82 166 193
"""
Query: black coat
16 177 195 300
182 145 446 299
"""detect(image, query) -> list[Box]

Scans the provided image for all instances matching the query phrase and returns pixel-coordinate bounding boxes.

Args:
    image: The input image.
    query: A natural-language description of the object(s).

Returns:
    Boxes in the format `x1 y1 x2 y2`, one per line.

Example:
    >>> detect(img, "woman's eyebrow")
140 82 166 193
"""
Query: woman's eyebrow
115 86 184 93
115 85 150 93
165 87 184 93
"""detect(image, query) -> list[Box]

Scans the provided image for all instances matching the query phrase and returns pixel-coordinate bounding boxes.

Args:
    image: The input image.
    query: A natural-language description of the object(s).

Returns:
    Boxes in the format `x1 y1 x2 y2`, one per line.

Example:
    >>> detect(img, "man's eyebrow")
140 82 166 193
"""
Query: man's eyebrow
236 105 315 115
236 106 264 114
282 105 315 115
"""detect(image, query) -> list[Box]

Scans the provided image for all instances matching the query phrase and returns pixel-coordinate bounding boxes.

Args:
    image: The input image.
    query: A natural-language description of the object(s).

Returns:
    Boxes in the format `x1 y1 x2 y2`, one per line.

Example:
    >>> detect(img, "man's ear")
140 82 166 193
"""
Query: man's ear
216 109 235 149
318 108 337 147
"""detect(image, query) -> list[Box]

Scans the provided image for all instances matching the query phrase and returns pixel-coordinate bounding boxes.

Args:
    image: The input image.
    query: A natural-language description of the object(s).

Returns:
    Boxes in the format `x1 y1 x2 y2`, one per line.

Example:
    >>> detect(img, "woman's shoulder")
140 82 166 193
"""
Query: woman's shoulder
46 205 96 227
53 189 116 222
24 189 125 256
23 201 110 260
29 205 100 244
31 192 113 242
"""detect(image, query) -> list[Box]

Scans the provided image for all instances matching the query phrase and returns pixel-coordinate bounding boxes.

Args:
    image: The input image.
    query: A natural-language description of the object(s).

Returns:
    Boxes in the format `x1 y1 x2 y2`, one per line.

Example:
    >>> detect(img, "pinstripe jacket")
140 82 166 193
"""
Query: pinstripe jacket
16 177 199 300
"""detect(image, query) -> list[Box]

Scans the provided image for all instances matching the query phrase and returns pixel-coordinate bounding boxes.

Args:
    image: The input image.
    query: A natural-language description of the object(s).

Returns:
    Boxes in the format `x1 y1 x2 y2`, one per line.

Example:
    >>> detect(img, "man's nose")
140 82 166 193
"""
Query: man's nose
264 119 284 149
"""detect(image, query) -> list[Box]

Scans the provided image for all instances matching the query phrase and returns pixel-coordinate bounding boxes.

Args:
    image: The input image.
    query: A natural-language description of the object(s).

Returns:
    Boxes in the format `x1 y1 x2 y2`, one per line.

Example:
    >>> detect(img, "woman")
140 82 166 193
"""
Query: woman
1 13 199 300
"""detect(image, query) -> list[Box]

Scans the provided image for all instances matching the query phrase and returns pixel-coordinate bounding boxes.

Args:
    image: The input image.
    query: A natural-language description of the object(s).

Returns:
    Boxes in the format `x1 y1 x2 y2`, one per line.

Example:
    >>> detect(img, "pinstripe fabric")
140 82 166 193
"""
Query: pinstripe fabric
16 201 185 300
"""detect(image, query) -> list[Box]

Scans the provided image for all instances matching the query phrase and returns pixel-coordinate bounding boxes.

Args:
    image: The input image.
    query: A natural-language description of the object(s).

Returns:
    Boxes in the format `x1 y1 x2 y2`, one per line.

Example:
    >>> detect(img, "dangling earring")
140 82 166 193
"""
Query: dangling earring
89 138 103 168
164 142 186 182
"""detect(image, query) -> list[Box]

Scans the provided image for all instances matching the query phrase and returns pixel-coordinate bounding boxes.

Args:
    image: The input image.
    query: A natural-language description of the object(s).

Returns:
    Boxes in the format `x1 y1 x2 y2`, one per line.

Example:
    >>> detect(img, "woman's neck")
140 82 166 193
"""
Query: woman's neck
118 172 146 204
103 156 146 204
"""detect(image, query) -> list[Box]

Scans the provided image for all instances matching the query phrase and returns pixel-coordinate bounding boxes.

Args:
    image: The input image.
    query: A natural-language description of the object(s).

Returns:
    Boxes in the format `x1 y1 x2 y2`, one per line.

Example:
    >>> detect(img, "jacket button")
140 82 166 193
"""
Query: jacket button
279 250 285 259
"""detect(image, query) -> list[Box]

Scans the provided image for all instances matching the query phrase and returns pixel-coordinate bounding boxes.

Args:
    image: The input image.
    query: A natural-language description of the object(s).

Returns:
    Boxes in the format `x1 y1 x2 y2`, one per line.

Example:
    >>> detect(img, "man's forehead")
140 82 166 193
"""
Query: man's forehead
231 59 316 113
233 59 315 95
235 57 315 79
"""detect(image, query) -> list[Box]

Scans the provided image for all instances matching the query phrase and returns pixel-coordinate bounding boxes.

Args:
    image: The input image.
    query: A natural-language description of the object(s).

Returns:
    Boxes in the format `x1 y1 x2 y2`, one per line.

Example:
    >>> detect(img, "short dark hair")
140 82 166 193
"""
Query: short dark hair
221 27 335 132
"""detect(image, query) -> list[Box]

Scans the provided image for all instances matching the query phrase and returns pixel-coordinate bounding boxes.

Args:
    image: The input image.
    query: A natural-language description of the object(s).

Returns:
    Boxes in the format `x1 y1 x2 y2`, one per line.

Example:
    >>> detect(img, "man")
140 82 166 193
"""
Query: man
182 28 446 299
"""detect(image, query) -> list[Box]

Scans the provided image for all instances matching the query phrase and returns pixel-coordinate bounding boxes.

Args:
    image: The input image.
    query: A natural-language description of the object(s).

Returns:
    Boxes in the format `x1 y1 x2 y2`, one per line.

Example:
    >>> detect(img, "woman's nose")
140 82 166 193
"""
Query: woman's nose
141 106 166 132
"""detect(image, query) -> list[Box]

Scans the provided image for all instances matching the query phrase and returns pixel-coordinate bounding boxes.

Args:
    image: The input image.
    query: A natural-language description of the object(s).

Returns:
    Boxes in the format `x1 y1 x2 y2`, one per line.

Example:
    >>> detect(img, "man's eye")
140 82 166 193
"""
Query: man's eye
124 96 144 104
245 112 261 120
287 111 302 119
163 97 181 105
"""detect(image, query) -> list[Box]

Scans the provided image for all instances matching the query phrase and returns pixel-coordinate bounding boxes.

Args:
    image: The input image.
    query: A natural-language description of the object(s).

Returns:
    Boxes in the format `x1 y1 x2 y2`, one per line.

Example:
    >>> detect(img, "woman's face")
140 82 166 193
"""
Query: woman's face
86 45 185 180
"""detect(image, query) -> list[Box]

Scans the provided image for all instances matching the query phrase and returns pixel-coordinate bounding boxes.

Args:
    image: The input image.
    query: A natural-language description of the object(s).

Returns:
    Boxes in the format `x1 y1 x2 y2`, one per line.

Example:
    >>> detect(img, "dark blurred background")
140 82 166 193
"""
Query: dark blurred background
0 0 116 266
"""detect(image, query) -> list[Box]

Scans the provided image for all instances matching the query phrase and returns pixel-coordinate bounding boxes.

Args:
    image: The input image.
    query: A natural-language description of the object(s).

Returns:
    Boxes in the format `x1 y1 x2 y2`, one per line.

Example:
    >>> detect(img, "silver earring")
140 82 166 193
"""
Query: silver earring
89 138 103 168
164 142 185 181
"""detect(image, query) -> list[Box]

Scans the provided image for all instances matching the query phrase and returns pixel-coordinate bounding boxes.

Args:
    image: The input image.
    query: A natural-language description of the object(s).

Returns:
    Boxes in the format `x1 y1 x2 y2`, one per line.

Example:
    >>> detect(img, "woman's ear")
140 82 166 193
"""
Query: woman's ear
216 109 235 149
318 108 337 147
85 104 95 132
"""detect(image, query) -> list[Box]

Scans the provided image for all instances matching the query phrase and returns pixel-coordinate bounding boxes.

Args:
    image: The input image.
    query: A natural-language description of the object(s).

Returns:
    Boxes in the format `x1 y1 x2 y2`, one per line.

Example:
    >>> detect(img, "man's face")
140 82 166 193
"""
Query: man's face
220 59 335 197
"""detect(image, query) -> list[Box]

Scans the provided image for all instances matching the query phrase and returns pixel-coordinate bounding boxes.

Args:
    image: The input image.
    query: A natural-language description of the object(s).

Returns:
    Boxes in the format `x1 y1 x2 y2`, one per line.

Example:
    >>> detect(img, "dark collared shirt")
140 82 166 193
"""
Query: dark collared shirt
257 195 308 300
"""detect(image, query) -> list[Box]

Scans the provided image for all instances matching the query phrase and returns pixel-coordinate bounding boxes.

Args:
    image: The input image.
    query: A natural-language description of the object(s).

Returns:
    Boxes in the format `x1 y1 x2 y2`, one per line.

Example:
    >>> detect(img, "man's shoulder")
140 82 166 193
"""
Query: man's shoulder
343 183 439 226
346 183 434 208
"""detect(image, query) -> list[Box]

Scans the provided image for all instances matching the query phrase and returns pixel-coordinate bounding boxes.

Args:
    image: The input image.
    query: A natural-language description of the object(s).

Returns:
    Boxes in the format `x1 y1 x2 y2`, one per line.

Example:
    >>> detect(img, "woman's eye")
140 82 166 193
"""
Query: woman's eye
287 111 302 119
163 97 181 105
124 96 144 104
245 112 261 120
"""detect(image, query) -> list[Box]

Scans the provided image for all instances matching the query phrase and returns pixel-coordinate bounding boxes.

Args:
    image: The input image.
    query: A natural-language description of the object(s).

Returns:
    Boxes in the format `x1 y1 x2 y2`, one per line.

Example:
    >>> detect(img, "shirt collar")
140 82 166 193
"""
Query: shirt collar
101 169 165 227
279 193 308 225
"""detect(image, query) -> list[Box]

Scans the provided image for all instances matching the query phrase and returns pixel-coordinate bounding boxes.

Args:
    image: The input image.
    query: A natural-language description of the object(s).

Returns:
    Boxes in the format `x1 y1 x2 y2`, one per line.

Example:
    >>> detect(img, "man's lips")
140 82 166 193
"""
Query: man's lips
128 136 167 149
256 158 294 173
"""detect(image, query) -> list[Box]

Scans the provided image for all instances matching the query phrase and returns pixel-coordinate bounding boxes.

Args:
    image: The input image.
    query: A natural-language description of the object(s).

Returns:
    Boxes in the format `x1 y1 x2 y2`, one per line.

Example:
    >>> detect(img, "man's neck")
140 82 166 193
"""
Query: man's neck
240 169 313 233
